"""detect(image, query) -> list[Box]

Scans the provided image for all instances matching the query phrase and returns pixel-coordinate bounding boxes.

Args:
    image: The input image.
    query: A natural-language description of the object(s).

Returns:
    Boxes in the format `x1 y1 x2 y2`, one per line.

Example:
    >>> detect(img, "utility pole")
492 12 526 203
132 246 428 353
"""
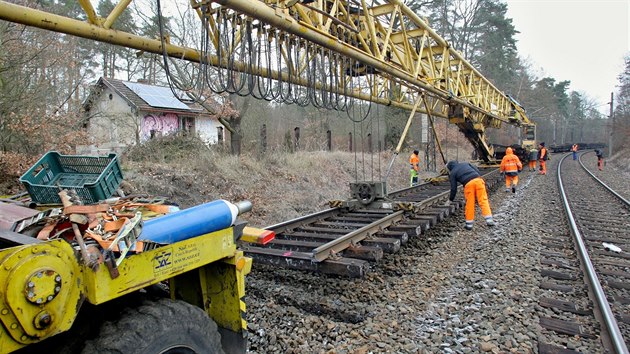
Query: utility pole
608 92 614 157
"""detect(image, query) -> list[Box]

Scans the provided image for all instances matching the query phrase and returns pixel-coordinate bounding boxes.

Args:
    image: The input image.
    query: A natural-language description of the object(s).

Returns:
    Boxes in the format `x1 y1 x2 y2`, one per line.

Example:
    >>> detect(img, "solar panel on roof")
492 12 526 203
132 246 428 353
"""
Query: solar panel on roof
123 81 191 110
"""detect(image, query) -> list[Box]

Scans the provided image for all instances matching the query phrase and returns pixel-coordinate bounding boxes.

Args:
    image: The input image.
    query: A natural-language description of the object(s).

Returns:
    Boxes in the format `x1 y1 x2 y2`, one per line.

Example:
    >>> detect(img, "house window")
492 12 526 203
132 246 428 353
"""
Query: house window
180 116 195 136
217 127 224 143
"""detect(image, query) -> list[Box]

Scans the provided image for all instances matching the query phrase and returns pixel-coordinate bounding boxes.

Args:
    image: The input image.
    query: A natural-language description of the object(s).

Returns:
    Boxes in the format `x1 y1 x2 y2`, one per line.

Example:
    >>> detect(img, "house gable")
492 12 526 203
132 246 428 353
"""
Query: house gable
81 77 224 153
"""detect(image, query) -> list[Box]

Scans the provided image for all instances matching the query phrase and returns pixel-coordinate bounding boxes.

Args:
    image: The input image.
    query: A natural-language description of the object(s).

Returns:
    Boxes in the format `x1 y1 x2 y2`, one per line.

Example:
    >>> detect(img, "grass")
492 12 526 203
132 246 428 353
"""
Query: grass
120 136 422 227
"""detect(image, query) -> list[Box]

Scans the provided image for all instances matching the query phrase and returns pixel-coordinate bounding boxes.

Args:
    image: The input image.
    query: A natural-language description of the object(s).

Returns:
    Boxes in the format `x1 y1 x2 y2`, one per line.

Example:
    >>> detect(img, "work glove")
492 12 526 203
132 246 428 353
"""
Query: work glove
444 200 451 206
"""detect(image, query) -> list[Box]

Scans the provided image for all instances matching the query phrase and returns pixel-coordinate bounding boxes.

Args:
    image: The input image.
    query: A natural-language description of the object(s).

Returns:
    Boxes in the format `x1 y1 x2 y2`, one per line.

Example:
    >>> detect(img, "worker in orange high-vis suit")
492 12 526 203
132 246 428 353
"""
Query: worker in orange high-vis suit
500 147 523 193
409 149 420 186
445 160 495 230
595 149 604 171
538 142 549 175
571 143 578 160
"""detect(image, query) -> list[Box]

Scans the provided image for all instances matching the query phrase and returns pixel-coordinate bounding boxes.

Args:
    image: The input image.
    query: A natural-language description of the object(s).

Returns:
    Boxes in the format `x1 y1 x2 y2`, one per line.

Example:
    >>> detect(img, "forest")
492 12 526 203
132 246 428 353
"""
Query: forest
1 0 628 181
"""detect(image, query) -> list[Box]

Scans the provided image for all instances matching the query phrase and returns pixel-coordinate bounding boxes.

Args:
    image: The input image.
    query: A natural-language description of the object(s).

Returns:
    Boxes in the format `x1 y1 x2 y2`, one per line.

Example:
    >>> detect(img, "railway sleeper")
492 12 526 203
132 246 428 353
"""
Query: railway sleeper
540 258 578 271
541 241 567 250
540 281 574 293
313 221 372 229
279 231 349 242
541 250 570 258
387 224 422 237
539 317 594 338
297 226 352 234
424 208 446 221
374 230 409 245
361 237 401 253
539 297 591 315
592 249 630 261
542 269 579 281
344 245 383 261
538 342 581 354
273 232 399 254
242 246 368 278
346 210 395 217
402 218 432 232
598 268 630 279
411 214 439 226
330 215 383 223
613 295 630 305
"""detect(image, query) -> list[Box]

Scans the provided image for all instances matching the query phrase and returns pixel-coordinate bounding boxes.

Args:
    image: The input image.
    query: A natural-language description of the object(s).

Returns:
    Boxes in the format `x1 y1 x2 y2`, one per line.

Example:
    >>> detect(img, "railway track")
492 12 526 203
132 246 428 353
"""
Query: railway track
538 152 630 353
242 168 500 277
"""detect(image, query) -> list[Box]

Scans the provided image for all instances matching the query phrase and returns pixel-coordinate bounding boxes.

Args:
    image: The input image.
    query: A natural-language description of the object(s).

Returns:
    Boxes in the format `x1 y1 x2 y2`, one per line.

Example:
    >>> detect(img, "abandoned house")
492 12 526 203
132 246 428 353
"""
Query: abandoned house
81 77 225 153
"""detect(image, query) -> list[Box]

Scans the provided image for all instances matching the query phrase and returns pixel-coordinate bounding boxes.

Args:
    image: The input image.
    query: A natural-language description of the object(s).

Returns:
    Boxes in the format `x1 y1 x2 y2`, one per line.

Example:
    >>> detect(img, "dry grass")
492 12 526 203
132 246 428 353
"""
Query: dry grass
120 137 432 227
608 147 630 176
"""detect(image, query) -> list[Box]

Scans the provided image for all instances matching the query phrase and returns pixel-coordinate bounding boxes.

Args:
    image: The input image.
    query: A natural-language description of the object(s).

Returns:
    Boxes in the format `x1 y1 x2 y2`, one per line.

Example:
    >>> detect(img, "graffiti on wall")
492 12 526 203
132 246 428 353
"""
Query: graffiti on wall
141 113 179 141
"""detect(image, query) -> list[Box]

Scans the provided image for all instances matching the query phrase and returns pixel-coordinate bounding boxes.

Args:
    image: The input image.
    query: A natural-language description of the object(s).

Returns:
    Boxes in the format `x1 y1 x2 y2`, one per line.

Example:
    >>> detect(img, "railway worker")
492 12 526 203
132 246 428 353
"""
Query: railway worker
595 149 604 171
538 142 549 175
409 149 420 186
500 147 523 193
445 160 495 230
528 146 538 171
571 143 579 160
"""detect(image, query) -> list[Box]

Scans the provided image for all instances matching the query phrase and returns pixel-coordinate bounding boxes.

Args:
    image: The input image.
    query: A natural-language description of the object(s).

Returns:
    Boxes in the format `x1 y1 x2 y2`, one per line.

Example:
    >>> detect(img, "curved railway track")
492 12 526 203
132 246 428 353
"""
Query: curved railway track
242 168 501 277
539 152 630 353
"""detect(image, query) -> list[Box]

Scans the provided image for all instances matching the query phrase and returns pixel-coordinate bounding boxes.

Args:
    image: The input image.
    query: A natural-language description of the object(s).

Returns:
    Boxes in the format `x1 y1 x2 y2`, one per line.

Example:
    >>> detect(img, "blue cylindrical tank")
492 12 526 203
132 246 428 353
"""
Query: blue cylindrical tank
140 199 250 244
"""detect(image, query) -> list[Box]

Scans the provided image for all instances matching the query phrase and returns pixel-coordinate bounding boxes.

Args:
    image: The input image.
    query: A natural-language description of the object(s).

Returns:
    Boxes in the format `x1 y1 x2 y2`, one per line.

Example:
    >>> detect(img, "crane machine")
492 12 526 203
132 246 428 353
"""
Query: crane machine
0 0 535 351
0 0 535 163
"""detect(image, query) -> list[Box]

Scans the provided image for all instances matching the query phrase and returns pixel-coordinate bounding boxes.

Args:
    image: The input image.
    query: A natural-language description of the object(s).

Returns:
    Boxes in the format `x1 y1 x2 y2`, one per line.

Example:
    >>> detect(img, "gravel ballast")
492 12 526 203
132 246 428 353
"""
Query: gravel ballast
244 155 626 353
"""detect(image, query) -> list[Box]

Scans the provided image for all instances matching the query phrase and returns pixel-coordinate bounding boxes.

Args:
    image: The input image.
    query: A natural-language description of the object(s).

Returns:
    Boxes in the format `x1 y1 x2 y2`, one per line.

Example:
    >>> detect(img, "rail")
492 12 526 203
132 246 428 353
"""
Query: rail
557 153 628 354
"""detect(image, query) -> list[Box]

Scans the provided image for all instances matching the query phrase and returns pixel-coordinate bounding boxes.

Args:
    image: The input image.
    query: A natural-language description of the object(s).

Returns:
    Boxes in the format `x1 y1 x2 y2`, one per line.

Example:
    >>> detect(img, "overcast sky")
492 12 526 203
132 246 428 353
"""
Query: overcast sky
504 0 629 114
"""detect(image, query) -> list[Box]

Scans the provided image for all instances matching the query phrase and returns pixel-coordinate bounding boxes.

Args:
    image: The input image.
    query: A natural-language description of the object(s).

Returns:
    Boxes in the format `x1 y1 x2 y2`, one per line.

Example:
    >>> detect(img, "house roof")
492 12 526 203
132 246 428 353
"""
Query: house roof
85 77 210 116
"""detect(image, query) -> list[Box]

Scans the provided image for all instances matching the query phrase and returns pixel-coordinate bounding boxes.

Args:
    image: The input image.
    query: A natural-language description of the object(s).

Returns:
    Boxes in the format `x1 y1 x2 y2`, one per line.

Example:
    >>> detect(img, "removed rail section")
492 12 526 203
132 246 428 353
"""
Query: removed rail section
242 168 500 277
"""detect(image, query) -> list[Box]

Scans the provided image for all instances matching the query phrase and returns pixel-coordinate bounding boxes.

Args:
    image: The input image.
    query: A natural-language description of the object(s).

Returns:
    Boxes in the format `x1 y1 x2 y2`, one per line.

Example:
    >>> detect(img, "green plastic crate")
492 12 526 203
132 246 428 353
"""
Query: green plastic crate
19 151 124 204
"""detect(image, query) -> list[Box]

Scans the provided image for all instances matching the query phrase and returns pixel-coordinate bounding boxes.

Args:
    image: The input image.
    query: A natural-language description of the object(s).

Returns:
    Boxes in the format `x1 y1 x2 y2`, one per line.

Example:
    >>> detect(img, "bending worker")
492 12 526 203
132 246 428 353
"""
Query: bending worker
595 149 604 171
571 143 579 160
500 147 523 193
528 146 538 171
446 160 495 230
409 149 420 186
538 142 549 175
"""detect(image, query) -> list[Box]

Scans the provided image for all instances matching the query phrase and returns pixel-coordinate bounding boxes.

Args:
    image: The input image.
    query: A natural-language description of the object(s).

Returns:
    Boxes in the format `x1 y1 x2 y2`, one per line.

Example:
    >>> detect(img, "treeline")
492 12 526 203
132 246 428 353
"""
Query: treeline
0 0 627 163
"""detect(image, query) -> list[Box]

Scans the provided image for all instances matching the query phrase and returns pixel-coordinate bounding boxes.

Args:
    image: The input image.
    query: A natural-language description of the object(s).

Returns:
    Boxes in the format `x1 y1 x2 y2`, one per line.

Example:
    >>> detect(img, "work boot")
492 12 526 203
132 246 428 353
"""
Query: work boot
465 221 474 230
485 217 495 227
505 188 510 193
512 186 516 193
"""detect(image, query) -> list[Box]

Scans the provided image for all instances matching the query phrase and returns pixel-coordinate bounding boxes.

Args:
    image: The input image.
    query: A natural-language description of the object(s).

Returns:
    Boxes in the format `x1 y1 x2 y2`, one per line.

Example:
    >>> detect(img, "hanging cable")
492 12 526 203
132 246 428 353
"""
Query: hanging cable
376 98 381 181
353 117 358 183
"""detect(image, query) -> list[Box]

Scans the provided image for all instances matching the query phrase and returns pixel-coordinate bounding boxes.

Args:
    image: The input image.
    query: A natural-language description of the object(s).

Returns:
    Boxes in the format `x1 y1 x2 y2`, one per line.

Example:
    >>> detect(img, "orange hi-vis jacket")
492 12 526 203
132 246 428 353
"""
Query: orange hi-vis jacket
539 147 548 160
571 144 578 152
500 147 523 174
409 153 419 172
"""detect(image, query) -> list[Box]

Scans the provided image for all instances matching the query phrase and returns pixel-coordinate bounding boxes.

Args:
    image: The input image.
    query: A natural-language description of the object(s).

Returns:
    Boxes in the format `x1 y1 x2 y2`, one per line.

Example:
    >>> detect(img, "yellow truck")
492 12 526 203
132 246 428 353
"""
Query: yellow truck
0 194 272 353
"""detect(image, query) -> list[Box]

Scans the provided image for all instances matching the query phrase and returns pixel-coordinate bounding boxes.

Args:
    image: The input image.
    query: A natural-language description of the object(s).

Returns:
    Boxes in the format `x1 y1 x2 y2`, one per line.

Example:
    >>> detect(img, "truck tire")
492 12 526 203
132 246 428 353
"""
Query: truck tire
81 298 225 354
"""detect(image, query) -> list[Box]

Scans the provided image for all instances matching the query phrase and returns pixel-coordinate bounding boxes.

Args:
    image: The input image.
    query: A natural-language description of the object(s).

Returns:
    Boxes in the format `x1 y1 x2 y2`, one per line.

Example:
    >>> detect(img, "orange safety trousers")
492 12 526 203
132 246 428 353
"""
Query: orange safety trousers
528 161 536 170
463 177 492 222
539 160 547 174
505 175 519 188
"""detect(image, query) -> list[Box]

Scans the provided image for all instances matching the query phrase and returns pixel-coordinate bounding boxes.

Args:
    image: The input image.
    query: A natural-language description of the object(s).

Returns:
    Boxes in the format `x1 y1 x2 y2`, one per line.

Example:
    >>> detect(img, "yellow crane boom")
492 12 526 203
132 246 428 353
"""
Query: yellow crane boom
0 0 533 160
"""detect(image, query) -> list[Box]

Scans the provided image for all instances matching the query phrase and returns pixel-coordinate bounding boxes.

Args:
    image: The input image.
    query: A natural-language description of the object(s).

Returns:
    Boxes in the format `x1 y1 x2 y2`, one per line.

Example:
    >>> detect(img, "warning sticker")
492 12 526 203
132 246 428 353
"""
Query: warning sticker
152 244 201 277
